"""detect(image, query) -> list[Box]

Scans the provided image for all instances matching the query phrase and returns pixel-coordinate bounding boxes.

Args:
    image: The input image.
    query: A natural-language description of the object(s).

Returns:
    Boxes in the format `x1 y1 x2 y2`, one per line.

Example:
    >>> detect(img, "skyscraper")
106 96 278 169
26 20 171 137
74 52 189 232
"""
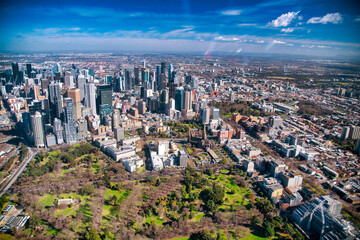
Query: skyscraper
183 90 192 111
67 88 81 121
53 118 63 144
161 62 166 74
26 63 32 77
168 64 173 83
156 65 161 90
48 81 63 120
175 88 184 111
31 111 45 148
112 109 120 129
84 83 96 115
77 74 86 101
96 85 112 111
134 67 140 85
141 69 149 88
125 69 132 90
11 62 19 83
63 98 77 143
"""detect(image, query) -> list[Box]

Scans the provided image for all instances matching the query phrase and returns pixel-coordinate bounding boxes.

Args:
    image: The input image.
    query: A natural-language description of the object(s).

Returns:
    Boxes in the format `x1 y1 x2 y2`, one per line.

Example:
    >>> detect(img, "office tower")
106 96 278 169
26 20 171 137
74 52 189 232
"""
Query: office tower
77 118 88 140
48 81 63 120
160 73 167 91
63 98 77 143
125 69 132 90
64 72 74 88
138 100 146 114
53 118 63 144
77 74 86 101
349 125 360 139
156 65 161 90
31 111 45 147
134 67 140 85
175 88 184 111
114 127 125 142
67 88 81 120
161 62 166 74
185 75 191 84
114 73 125 92
201 108 211 124
356 139 360 154
160 89 169 112
96 84 112 112
211 107 219 120
41 78 49 93
12 63 19 83
141 69 149 88
28 100 42 115
168 64 173 83
26 64 32 77
33 86 40 100
168 98 175 112
150 71 156 91
56 63 62 74
269 116 283 128
112 109 120 129
84 83 96 115
183 90 192 111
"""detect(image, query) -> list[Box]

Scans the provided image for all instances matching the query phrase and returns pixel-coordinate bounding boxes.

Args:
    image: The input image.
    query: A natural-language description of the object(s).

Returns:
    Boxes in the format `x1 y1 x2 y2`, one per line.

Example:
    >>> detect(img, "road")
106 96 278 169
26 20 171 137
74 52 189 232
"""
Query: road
0 148 37 197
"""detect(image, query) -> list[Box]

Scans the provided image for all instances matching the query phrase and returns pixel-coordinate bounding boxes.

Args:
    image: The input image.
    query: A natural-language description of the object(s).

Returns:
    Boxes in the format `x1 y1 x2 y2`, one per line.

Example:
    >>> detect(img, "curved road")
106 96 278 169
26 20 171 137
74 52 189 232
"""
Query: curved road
0 148 37 197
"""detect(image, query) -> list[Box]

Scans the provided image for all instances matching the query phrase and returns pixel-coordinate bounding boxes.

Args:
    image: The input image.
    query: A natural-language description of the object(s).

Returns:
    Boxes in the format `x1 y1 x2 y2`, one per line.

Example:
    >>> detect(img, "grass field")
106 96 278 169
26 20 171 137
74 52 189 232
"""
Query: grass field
104 189 131 203
169 237 189 240
38 195 55 208
144 215 164 225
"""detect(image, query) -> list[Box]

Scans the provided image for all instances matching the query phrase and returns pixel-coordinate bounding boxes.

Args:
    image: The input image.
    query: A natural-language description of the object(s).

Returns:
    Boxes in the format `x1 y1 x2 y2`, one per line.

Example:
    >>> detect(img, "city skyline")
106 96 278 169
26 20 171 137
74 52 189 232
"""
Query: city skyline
0 0 359 57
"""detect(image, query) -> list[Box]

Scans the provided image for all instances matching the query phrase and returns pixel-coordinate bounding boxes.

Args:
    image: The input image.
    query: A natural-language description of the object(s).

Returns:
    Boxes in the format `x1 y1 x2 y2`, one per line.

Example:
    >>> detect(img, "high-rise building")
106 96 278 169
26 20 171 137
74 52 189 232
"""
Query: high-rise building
112 109 120 129
168 64 173 83
138 100 146 115
53 118 63 144
269 116 283 128
114 127 125 142
183 90 192 111
48 81 63 120
201 108 211 124
31 111 45 147
67 88 81 120
160 73 167 91
156 65 161 90
64 72 74 88
77 74 86 101
349 125 360 139
134 67 140 85
12 63 20 84
84 83 96 115
175 88 184 111
211 108 219 120
63 98 77 143
26 63 32 77
161 62 166 74
125 69 132 90
341 127 350 140
96 85 112 114
141 69 149 88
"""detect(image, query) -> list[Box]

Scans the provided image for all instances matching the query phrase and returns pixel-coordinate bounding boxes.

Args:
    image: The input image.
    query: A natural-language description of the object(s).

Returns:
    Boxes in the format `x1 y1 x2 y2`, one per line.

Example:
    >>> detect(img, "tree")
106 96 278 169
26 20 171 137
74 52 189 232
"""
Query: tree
84 227 101 240
264 225 275 237
251 216 261 226
189 230 216 240
29 213 41 229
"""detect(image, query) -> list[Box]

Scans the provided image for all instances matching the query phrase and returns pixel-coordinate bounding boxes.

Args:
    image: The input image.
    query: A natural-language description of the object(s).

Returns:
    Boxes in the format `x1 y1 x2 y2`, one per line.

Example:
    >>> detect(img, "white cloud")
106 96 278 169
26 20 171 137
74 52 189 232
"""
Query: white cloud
215 36 240 41
273 40 287 44
237 23 257 27
281 28 294 33
267 11 300 27
307 13 342 24
355 16 360 22
220 9 242 16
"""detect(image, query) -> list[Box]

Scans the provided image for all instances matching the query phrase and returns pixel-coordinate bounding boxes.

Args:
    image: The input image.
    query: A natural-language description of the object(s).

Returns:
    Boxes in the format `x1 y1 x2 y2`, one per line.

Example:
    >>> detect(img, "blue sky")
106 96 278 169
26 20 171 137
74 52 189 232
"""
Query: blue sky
0 0 359 57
